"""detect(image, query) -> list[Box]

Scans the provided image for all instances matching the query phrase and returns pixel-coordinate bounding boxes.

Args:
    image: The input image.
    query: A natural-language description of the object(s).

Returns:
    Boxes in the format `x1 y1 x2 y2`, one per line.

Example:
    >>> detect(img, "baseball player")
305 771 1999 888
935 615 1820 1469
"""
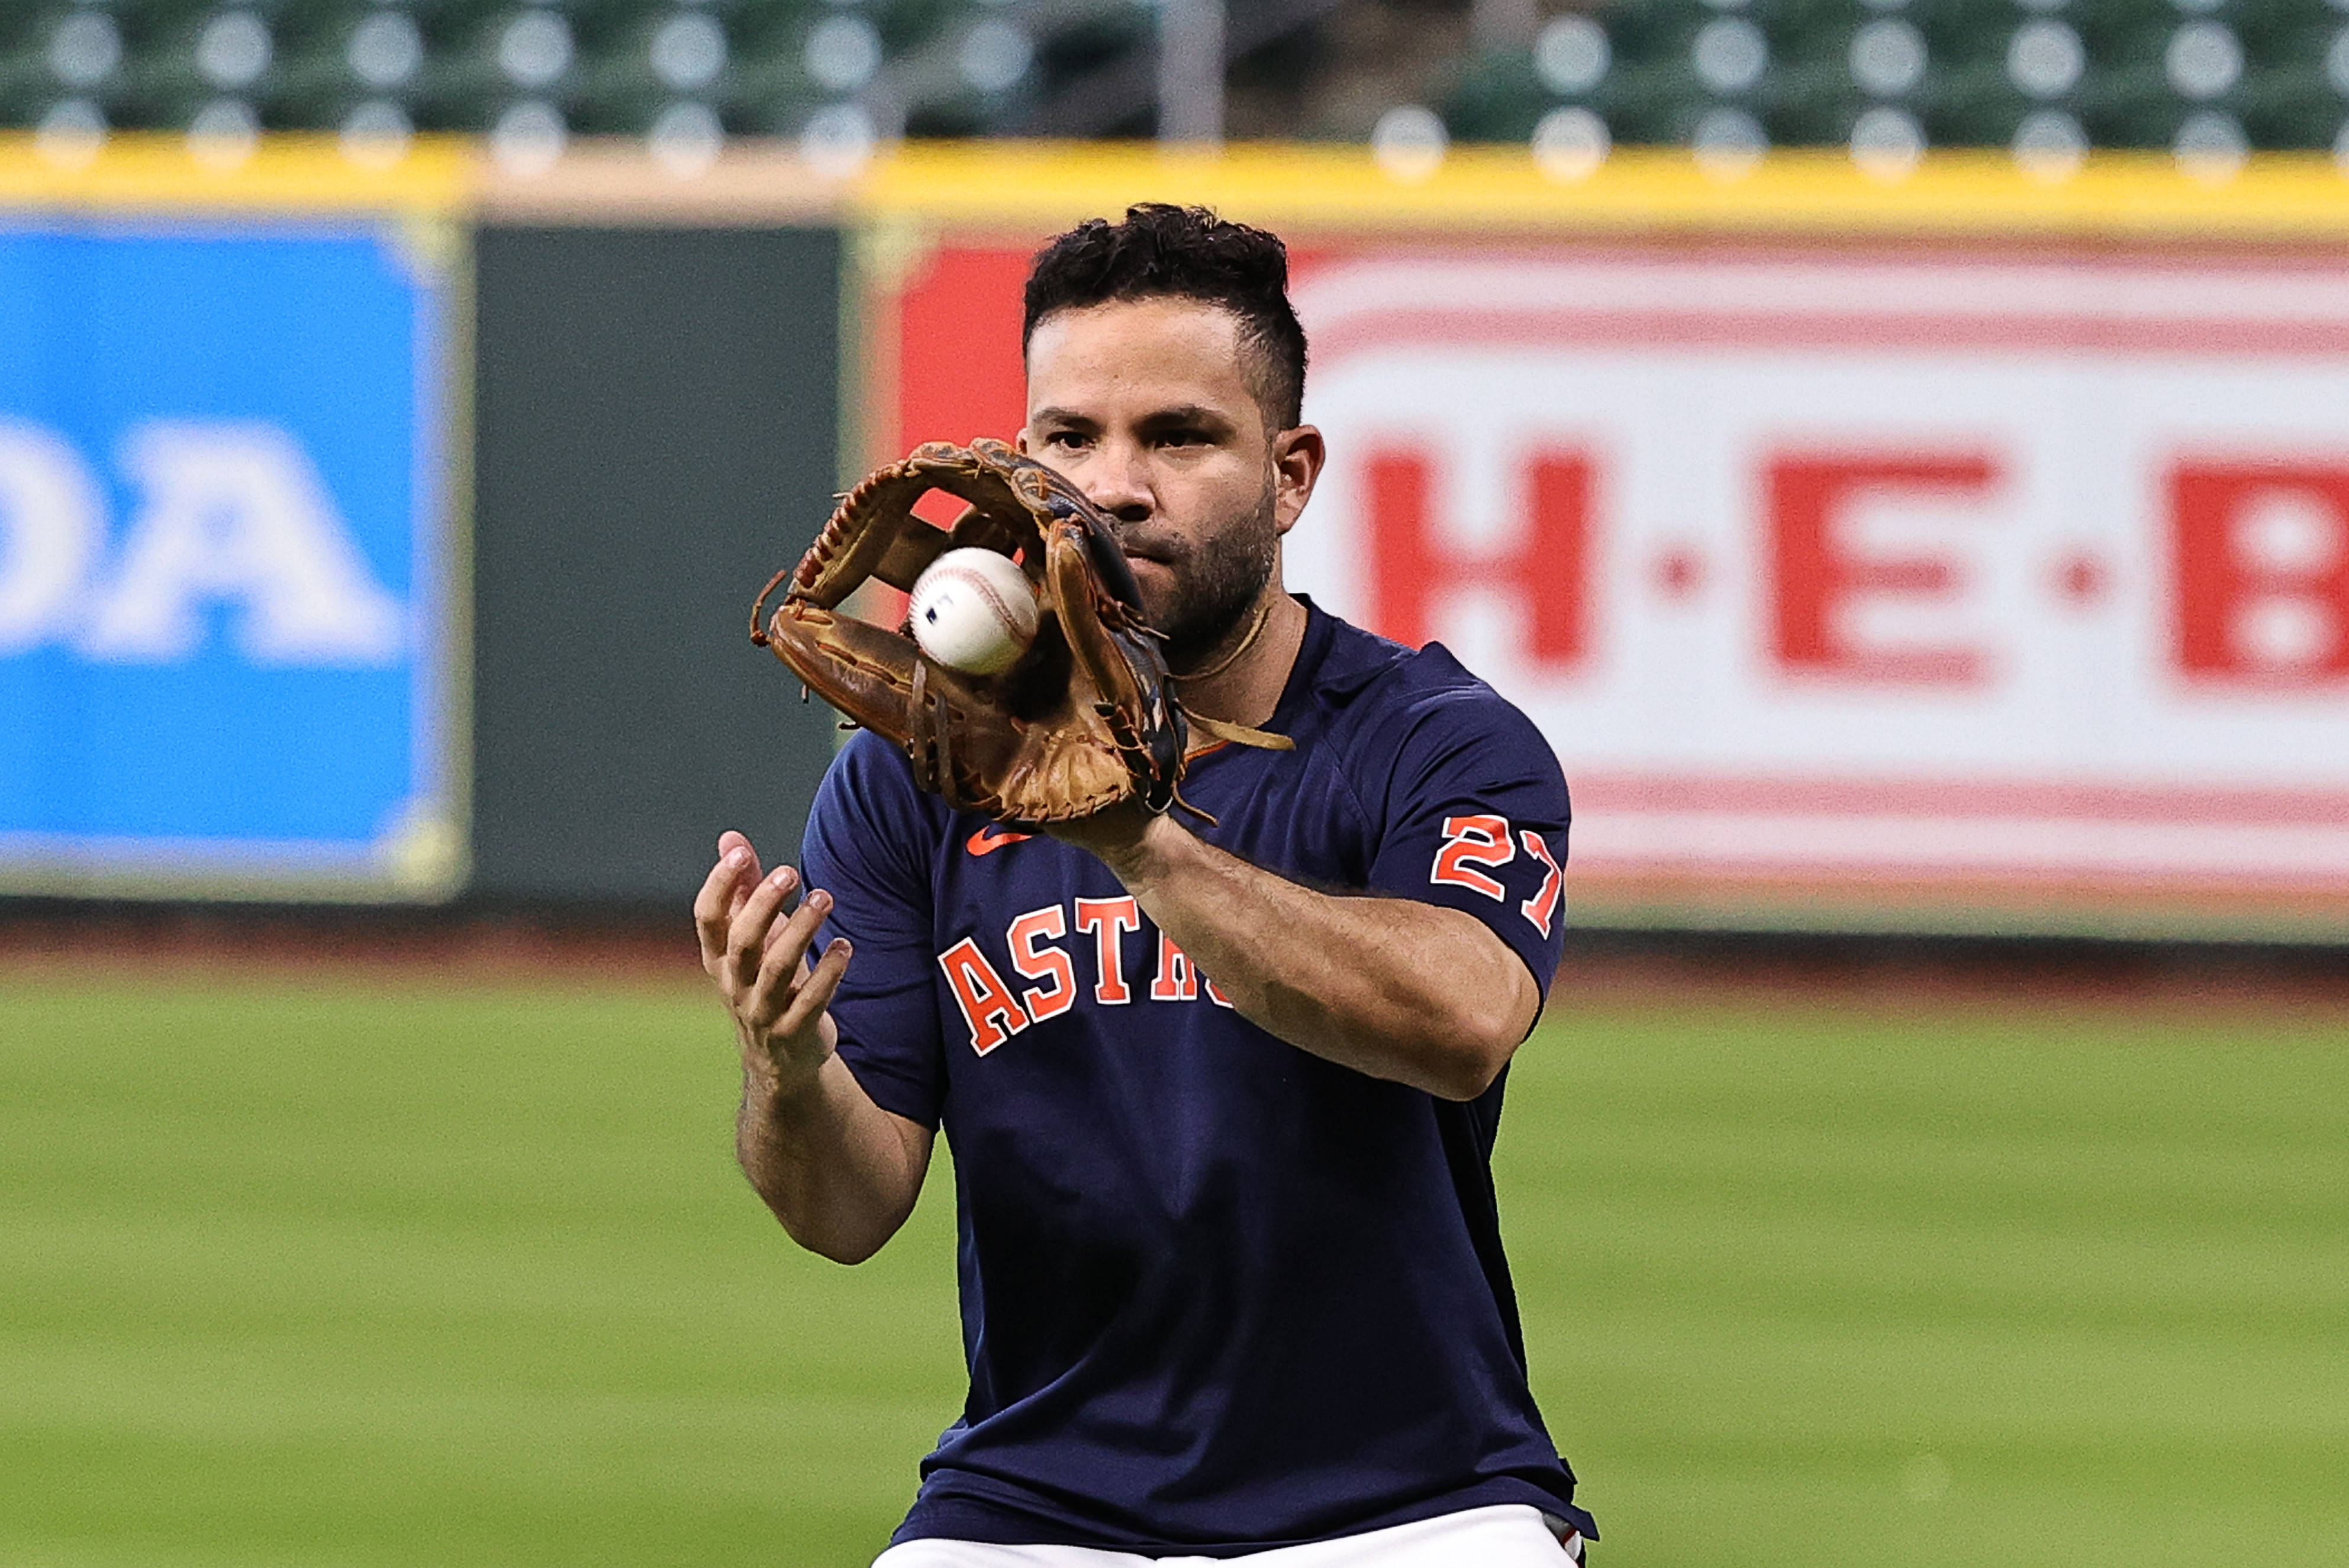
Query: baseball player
697 204 1591 1564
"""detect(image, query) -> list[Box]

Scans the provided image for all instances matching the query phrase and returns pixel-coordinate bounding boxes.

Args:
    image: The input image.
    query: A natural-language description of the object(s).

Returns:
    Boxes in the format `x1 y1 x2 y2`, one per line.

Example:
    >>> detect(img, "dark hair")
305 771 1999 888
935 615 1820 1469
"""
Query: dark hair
1022 204 1308 431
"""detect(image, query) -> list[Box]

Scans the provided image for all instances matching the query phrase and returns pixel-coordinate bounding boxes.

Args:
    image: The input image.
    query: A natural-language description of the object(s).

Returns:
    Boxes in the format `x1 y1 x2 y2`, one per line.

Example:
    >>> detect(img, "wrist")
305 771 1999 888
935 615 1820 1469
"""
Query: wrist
742 1046 827 1112
1090 809 1186 890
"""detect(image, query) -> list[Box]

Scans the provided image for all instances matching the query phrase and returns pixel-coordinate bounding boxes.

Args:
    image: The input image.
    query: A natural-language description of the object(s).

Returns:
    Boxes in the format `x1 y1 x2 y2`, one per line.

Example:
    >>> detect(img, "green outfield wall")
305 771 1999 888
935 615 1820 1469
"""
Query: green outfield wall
471 224 844 905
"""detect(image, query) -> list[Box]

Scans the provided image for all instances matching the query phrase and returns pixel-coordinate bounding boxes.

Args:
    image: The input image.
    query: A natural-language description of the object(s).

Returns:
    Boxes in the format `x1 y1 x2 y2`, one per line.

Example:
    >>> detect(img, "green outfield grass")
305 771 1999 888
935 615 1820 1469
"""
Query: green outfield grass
3 971 2343 1566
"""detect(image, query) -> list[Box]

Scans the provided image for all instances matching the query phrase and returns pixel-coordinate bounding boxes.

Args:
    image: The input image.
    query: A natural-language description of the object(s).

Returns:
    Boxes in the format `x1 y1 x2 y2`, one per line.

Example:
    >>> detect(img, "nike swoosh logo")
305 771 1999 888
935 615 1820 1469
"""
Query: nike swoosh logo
966 826 1035 857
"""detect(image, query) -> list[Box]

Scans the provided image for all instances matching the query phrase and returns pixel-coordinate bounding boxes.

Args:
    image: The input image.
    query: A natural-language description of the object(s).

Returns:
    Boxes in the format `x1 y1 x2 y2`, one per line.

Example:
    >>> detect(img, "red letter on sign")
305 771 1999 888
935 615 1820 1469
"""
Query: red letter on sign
1367 447 1591 667
1767 453 1999 685
2171 463 2349 685
938 938 1030 1056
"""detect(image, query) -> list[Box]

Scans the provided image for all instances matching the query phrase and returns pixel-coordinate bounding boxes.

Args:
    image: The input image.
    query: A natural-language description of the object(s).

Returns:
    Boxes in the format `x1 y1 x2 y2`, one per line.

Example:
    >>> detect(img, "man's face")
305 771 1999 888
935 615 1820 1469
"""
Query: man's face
1021 298 1314 669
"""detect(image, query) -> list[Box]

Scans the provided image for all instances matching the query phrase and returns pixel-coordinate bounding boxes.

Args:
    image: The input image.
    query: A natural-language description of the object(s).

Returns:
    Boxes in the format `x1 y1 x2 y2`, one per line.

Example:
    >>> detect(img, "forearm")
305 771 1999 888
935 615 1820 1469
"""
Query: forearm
1099 817 1539 1099
736 1053 930 1264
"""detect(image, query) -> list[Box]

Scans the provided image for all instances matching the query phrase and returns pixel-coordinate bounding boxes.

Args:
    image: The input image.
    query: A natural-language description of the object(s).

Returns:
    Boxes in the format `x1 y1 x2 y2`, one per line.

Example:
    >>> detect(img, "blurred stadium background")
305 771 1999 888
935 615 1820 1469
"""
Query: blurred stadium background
5 0 2349 166
4 3 2347 1565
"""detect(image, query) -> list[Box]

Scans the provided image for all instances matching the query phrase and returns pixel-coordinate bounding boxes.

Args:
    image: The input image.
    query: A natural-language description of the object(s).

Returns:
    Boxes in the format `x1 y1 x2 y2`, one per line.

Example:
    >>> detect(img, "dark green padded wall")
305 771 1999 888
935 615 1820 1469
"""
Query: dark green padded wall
472 225 843 905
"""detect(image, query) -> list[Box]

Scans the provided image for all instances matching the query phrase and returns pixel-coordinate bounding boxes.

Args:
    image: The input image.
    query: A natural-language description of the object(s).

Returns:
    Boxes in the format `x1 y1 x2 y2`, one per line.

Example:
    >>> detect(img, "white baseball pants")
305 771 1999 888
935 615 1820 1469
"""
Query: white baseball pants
871 1504 1584 1567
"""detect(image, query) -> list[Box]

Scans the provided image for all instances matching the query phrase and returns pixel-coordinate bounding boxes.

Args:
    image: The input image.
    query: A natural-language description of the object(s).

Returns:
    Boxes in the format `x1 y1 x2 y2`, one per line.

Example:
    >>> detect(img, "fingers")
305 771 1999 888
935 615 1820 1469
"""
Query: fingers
727 864 802 988
699 831 849 1057
746 886 833 1032
694 839 759 973
719 831 763 922
775 936 853 1039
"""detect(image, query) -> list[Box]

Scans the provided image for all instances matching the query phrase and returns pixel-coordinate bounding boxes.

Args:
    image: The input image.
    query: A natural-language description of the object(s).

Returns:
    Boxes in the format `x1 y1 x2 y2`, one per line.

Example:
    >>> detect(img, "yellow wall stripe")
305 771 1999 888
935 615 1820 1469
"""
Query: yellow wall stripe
0 131 471 215
861 141 2349 241
2 134 2345 240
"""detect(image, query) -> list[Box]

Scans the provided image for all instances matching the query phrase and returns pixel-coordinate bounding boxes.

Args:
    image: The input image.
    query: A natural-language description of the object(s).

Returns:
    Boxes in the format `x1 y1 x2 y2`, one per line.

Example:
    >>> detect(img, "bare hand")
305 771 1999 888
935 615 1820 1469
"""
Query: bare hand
694 830 853 1091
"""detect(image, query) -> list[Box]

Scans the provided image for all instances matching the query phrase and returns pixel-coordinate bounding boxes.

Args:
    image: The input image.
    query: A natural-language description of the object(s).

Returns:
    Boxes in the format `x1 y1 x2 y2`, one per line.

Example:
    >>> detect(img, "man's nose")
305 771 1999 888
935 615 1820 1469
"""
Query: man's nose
1081 441 1153 524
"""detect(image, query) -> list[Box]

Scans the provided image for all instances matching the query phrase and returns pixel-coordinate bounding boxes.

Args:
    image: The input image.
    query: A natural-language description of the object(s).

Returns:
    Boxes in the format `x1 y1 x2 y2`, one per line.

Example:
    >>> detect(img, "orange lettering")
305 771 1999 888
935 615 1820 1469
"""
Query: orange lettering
1006 907 1076 1024
1073 896 1141 1005
1432 814 1515 901
1150 931 1198 1002
937 938 1029 1056
1519 830 1564 937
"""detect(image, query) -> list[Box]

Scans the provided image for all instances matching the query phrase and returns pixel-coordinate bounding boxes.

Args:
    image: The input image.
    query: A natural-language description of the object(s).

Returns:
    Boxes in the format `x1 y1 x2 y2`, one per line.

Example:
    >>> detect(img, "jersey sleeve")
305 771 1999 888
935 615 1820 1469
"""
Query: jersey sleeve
800 730 950 1128
1357 669 1571 1008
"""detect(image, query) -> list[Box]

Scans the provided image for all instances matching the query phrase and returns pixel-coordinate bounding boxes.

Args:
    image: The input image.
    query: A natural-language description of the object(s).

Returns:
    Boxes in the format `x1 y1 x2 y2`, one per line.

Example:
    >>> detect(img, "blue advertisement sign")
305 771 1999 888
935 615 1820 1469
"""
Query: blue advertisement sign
0 221 460 898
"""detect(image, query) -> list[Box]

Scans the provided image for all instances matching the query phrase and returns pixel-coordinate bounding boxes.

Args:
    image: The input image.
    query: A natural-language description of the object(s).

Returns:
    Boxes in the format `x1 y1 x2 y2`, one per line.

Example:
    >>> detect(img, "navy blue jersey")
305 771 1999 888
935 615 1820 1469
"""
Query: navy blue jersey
800 601 1590 1557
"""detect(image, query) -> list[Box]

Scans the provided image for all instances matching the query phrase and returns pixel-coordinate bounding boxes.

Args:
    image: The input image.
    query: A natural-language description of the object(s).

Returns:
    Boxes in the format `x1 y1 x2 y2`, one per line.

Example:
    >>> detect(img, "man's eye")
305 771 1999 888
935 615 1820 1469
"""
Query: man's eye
1156 430 1208 448
1045 430 1089 449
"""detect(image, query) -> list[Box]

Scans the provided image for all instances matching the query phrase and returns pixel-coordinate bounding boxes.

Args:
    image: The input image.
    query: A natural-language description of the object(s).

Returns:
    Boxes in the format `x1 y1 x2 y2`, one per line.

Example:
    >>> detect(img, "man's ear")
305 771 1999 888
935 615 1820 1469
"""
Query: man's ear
1271 425 1326 535
1015 428 1032 455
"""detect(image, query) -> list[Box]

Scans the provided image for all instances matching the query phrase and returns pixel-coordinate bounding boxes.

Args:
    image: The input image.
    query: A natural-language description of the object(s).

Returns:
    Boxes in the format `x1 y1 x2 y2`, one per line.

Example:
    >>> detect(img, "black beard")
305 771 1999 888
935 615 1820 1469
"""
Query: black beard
1141 482 1280 673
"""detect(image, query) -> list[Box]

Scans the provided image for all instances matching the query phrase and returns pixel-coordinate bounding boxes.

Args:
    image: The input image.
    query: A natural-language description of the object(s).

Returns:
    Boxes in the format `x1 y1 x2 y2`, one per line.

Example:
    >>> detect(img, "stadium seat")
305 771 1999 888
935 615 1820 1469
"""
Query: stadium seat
4 0 2348 154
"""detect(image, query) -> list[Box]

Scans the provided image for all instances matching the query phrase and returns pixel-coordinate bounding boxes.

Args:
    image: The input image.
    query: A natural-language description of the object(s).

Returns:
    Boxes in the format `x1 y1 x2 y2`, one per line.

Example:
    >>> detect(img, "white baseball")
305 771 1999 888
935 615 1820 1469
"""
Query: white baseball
908 548 1040 676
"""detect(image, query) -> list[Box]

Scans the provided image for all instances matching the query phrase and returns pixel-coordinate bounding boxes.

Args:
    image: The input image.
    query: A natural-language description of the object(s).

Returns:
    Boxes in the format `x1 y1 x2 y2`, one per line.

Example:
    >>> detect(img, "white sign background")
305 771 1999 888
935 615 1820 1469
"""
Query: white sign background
1286 245 2349 919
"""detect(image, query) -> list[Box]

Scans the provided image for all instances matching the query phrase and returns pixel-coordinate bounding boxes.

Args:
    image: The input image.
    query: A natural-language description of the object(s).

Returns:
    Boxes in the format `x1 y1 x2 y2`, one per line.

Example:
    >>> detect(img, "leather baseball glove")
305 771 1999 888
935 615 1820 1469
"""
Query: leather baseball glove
752 438 1191 825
